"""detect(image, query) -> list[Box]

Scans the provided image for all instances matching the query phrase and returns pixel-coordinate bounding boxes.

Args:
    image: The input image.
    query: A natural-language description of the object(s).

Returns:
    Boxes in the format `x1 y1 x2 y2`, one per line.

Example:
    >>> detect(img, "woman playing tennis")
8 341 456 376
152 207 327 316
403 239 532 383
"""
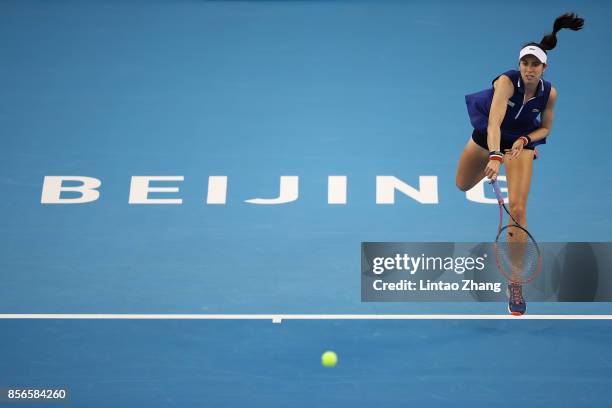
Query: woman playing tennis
455 12 584 314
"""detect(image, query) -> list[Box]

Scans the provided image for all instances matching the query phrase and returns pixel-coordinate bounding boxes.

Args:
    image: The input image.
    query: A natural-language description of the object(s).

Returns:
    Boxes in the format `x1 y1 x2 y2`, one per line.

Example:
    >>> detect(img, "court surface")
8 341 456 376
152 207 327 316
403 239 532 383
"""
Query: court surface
1 0 611 406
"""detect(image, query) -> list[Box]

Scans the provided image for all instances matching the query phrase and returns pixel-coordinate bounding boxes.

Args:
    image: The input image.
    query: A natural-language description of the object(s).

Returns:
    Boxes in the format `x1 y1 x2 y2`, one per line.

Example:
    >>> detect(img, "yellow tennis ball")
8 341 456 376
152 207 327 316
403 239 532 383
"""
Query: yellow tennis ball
321 351 338 367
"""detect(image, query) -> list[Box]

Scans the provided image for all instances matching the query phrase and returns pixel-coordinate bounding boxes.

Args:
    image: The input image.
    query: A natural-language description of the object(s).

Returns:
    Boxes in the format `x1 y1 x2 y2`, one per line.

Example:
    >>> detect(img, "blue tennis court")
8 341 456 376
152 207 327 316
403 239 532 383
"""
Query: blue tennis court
1 0 611 406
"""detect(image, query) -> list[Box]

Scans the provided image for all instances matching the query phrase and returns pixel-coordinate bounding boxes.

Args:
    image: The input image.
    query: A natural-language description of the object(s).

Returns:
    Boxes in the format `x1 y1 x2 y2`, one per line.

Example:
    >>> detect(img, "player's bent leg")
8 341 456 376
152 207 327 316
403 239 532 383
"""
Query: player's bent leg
455 138 489 192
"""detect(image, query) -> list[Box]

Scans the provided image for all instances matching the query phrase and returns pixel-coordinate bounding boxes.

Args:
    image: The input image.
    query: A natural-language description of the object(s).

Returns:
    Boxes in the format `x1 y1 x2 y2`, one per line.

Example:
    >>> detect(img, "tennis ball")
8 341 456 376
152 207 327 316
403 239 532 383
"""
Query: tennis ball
321 351 338 367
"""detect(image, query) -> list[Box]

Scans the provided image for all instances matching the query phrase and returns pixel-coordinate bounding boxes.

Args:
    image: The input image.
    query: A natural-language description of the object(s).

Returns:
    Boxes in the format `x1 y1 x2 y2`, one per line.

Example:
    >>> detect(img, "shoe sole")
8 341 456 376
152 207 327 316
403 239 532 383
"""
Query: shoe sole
508 306 525 316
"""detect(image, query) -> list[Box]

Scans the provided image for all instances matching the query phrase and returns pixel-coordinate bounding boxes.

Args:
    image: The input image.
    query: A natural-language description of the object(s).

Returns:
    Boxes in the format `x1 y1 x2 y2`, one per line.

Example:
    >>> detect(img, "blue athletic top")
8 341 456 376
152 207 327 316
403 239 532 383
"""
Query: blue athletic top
465 70 552 146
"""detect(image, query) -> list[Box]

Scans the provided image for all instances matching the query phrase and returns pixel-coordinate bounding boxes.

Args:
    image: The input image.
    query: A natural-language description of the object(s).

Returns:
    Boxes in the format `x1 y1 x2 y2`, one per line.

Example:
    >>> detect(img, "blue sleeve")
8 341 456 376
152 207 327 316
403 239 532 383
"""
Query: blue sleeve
491 70 518 87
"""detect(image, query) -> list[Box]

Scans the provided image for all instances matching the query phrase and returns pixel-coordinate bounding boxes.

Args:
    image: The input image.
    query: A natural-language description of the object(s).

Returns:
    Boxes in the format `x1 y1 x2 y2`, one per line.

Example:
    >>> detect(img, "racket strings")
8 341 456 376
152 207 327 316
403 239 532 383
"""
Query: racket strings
495 226 540 283
491 182 542 285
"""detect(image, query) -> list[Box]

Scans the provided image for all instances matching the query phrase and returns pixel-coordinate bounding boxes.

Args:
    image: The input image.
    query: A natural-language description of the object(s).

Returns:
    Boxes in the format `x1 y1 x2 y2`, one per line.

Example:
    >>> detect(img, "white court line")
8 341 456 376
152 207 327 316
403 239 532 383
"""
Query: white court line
0 314 611 320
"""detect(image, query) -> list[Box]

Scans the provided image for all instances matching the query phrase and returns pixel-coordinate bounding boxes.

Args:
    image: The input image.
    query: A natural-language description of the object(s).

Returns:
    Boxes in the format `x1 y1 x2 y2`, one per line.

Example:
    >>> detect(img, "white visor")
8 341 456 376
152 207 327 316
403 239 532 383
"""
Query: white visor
519 45 547 64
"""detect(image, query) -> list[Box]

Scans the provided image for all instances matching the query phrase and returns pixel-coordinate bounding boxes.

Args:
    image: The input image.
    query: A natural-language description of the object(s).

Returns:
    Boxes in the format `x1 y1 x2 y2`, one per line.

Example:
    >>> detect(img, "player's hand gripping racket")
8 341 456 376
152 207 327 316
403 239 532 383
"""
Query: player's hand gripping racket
490 180 542 284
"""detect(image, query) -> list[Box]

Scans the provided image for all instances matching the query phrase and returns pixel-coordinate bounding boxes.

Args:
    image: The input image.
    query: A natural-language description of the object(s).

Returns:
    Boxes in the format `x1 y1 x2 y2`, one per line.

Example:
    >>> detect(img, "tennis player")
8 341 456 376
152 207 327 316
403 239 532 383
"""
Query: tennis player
455 12 584 314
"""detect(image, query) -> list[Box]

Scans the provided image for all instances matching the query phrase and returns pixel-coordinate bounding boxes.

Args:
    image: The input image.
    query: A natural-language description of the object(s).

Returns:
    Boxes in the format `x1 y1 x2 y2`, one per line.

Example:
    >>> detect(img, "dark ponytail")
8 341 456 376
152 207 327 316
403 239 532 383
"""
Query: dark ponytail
539 12 584 51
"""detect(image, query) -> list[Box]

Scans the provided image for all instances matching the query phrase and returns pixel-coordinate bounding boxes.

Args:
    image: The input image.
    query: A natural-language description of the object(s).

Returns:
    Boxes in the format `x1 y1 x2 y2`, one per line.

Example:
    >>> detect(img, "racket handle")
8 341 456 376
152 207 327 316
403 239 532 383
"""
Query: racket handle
490 180 505 204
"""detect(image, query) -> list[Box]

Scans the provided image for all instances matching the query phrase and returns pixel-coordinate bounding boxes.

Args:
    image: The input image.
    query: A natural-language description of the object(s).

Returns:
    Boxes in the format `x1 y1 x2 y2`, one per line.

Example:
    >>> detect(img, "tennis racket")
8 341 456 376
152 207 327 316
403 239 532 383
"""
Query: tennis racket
490 180 542 284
